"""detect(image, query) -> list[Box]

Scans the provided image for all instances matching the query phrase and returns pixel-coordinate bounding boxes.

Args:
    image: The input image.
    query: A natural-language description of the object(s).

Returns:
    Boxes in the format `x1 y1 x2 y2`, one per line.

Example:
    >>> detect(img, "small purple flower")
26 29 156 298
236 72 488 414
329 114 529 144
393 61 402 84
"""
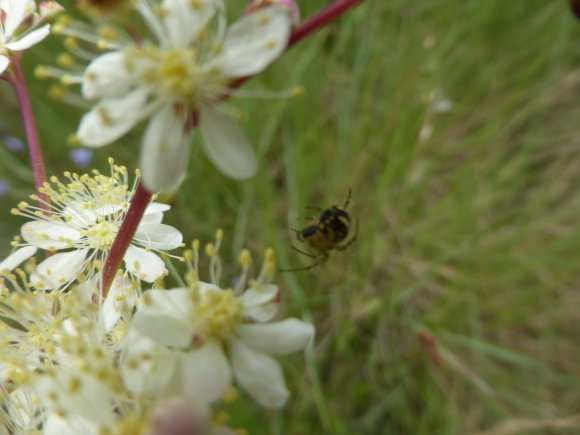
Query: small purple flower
69 148 93 167
3 136 25 152
0 180 11 197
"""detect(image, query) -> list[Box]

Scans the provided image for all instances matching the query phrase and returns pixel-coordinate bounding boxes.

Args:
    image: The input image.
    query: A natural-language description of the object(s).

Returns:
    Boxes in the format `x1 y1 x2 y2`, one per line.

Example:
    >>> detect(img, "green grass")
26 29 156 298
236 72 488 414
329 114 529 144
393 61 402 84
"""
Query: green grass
2 0 580 433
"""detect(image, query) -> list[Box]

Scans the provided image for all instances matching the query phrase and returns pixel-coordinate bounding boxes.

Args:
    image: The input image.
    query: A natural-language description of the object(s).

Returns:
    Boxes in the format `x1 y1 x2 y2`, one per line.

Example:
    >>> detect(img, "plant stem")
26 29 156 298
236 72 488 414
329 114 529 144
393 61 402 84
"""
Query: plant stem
230 0 365 91
101 182 152 297
289 0 366 47
11 58 48 208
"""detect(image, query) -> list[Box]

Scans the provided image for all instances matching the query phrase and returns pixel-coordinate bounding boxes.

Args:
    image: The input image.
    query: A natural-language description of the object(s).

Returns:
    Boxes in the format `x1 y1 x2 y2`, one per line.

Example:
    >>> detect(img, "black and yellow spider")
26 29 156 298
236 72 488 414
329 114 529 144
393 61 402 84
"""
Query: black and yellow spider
281 190 358 272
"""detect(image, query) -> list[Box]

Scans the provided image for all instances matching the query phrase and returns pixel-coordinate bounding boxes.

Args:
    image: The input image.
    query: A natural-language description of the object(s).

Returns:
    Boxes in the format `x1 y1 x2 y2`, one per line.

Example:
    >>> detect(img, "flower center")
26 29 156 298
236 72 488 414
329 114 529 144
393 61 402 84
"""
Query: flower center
83 220 118 250
133 46 226 105
194 289 242 339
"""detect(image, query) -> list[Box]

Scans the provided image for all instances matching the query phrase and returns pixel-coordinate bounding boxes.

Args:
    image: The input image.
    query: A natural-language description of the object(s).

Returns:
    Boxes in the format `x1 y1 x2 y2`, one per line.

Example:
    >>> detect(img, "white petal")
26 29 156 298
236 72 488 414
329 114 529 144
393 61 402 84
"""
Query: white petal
76 88 150 147
140 202 171 224
82 51 134 99
163 0 220 48
4 0 30 37
0 55 9 74
32 249 89 289
212 6 291 78
0 246 37 271
180 340 231 403
237 319 314 355
229 338 289 408
62 202 99 227
134 223 183 250
34 372 115 427
139 105 192 192
132 288 192 347
5 24 50 51
199 105 256 179
21 220 82 250
145 202 171 215
123 245 166 282
43 413 99 435
241 284 279 322
101 275 137 332
121 330 180 397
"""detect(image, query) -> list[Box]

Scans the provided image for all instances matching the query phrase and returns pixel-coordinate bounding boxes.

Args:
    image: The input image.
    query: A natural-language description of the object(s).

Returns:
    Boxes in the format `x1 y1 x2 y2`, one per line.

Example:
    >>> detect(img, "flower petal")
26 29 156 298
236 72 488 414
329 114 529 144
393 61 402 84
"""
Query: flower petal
229 338 289 408
140 203 171 225
0 55 9 75
199 105 256 179
43 413 99 435
241 284 279 322
62 202 99 227
21 220 82 250
123 245 166 282
0 246 37 271
121 330 179 397
212 6 291 78
132 288 192 348
180 339 231 403
31 249 89 290
237 318 314 355
134 223 183 251
82 51 134 99
139 105 192 192
5 24 50 51
101 275 138 332
163 0 220 48
3 0 32 37
76 88 150 147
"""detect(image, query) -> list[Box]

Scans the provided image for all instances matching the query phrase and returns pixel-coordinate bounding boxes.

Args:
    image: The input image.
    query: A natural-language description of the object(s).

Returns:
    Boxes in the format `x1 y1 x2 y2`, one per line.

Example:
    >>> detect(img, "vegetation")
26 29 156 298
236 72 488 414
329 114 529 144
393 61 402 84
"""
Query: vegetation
1 1 580 433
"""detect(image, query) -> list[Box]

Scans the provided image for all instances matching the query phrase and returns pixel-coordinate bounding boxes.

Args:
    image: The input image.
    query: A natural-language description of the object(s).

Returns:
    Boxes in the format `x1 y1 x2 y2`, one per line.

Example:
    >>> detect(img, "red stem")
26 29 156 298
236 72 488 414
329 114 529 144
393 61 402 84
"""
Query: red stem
288 0 366 47
11 58 48 207
101 183 152 296
100 0 365 296
230 0 366 90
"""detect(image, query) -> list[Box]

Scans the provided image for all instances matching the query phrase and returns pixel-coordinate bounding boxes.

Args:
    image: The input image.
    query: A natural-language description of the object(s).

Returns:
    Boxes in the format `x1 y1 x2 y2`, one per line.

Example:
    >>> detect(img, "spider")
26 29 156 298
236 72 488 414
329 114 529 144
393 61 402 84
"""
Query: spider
280 189 358 272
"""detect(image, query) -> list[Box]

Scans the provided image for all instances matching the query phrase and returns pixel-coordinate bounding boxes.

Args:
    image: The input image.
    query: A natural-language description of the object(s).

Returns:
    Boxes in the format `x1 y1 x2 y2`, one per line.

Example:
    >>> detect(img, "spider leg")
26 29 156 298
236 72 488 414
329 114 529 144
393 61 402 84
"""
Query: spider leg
343 188 352 208
279 253 328 272
291 244 317 258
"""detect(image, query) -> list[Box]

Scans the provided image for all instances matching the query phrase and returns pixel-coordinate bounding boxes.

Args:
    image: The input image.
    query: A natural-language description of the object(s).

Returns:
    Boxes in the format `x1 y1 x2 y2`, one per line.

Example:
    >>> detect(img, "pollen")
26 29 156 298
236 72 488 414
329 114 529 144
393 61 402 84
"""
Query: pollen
194 289 243 339
83 221 118 249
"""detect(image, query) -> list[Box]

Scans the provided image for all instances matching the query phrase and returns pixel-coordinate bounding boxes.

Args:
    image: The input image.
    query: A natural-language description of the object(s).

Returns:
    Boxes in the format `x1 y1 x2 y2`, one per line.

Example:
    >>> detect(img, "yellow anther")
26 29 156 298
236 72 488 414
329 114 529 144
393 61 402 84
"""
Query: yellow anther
239 249 252 267
57 53 75 68
205 243 215 257
34 65 50 79
64 36 79 50
291 84 304 98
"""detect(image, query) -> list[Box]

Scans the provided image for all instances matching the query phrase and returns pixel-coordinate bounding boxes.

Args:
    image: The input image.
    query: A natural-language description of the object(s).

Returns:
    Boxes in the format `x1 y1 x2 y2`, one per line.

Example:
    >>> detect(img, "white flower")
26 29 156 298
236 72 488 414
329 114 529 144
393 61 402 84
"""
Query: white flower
0 0 55 74
0 270 193 434
11 159 183 290
130 238 314 408
74 0 292 191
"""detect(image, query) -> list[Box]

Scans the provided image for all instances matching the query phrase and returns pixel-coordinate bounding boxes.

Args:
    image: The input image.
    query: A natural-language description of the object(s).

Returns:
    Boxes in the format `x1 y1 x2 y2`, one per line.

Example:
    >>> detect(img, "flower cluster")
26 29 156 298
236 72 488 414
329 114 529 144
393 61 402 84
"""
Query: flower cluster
0 228 313 432
0 0 363 432
9 158 183 289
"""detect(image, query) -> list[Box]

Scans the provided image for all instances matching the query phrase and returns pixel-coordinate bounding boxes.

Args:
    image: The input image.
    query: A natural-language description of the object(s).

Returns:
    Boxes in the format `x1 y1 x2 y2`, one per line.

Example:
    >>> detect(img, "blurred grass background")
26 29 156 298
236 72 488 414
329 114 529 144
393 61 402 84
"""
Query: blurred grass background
2 0 580 433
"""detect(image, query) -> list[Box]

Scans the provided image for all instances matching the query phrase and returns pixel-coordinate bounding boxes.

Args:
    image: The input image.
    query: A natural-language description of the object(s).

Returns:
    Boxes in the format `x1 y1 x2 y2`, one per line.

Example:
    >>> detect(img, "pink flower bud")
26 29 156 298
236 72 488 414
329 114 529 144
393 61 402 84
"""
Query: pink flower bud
39 1 64 19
